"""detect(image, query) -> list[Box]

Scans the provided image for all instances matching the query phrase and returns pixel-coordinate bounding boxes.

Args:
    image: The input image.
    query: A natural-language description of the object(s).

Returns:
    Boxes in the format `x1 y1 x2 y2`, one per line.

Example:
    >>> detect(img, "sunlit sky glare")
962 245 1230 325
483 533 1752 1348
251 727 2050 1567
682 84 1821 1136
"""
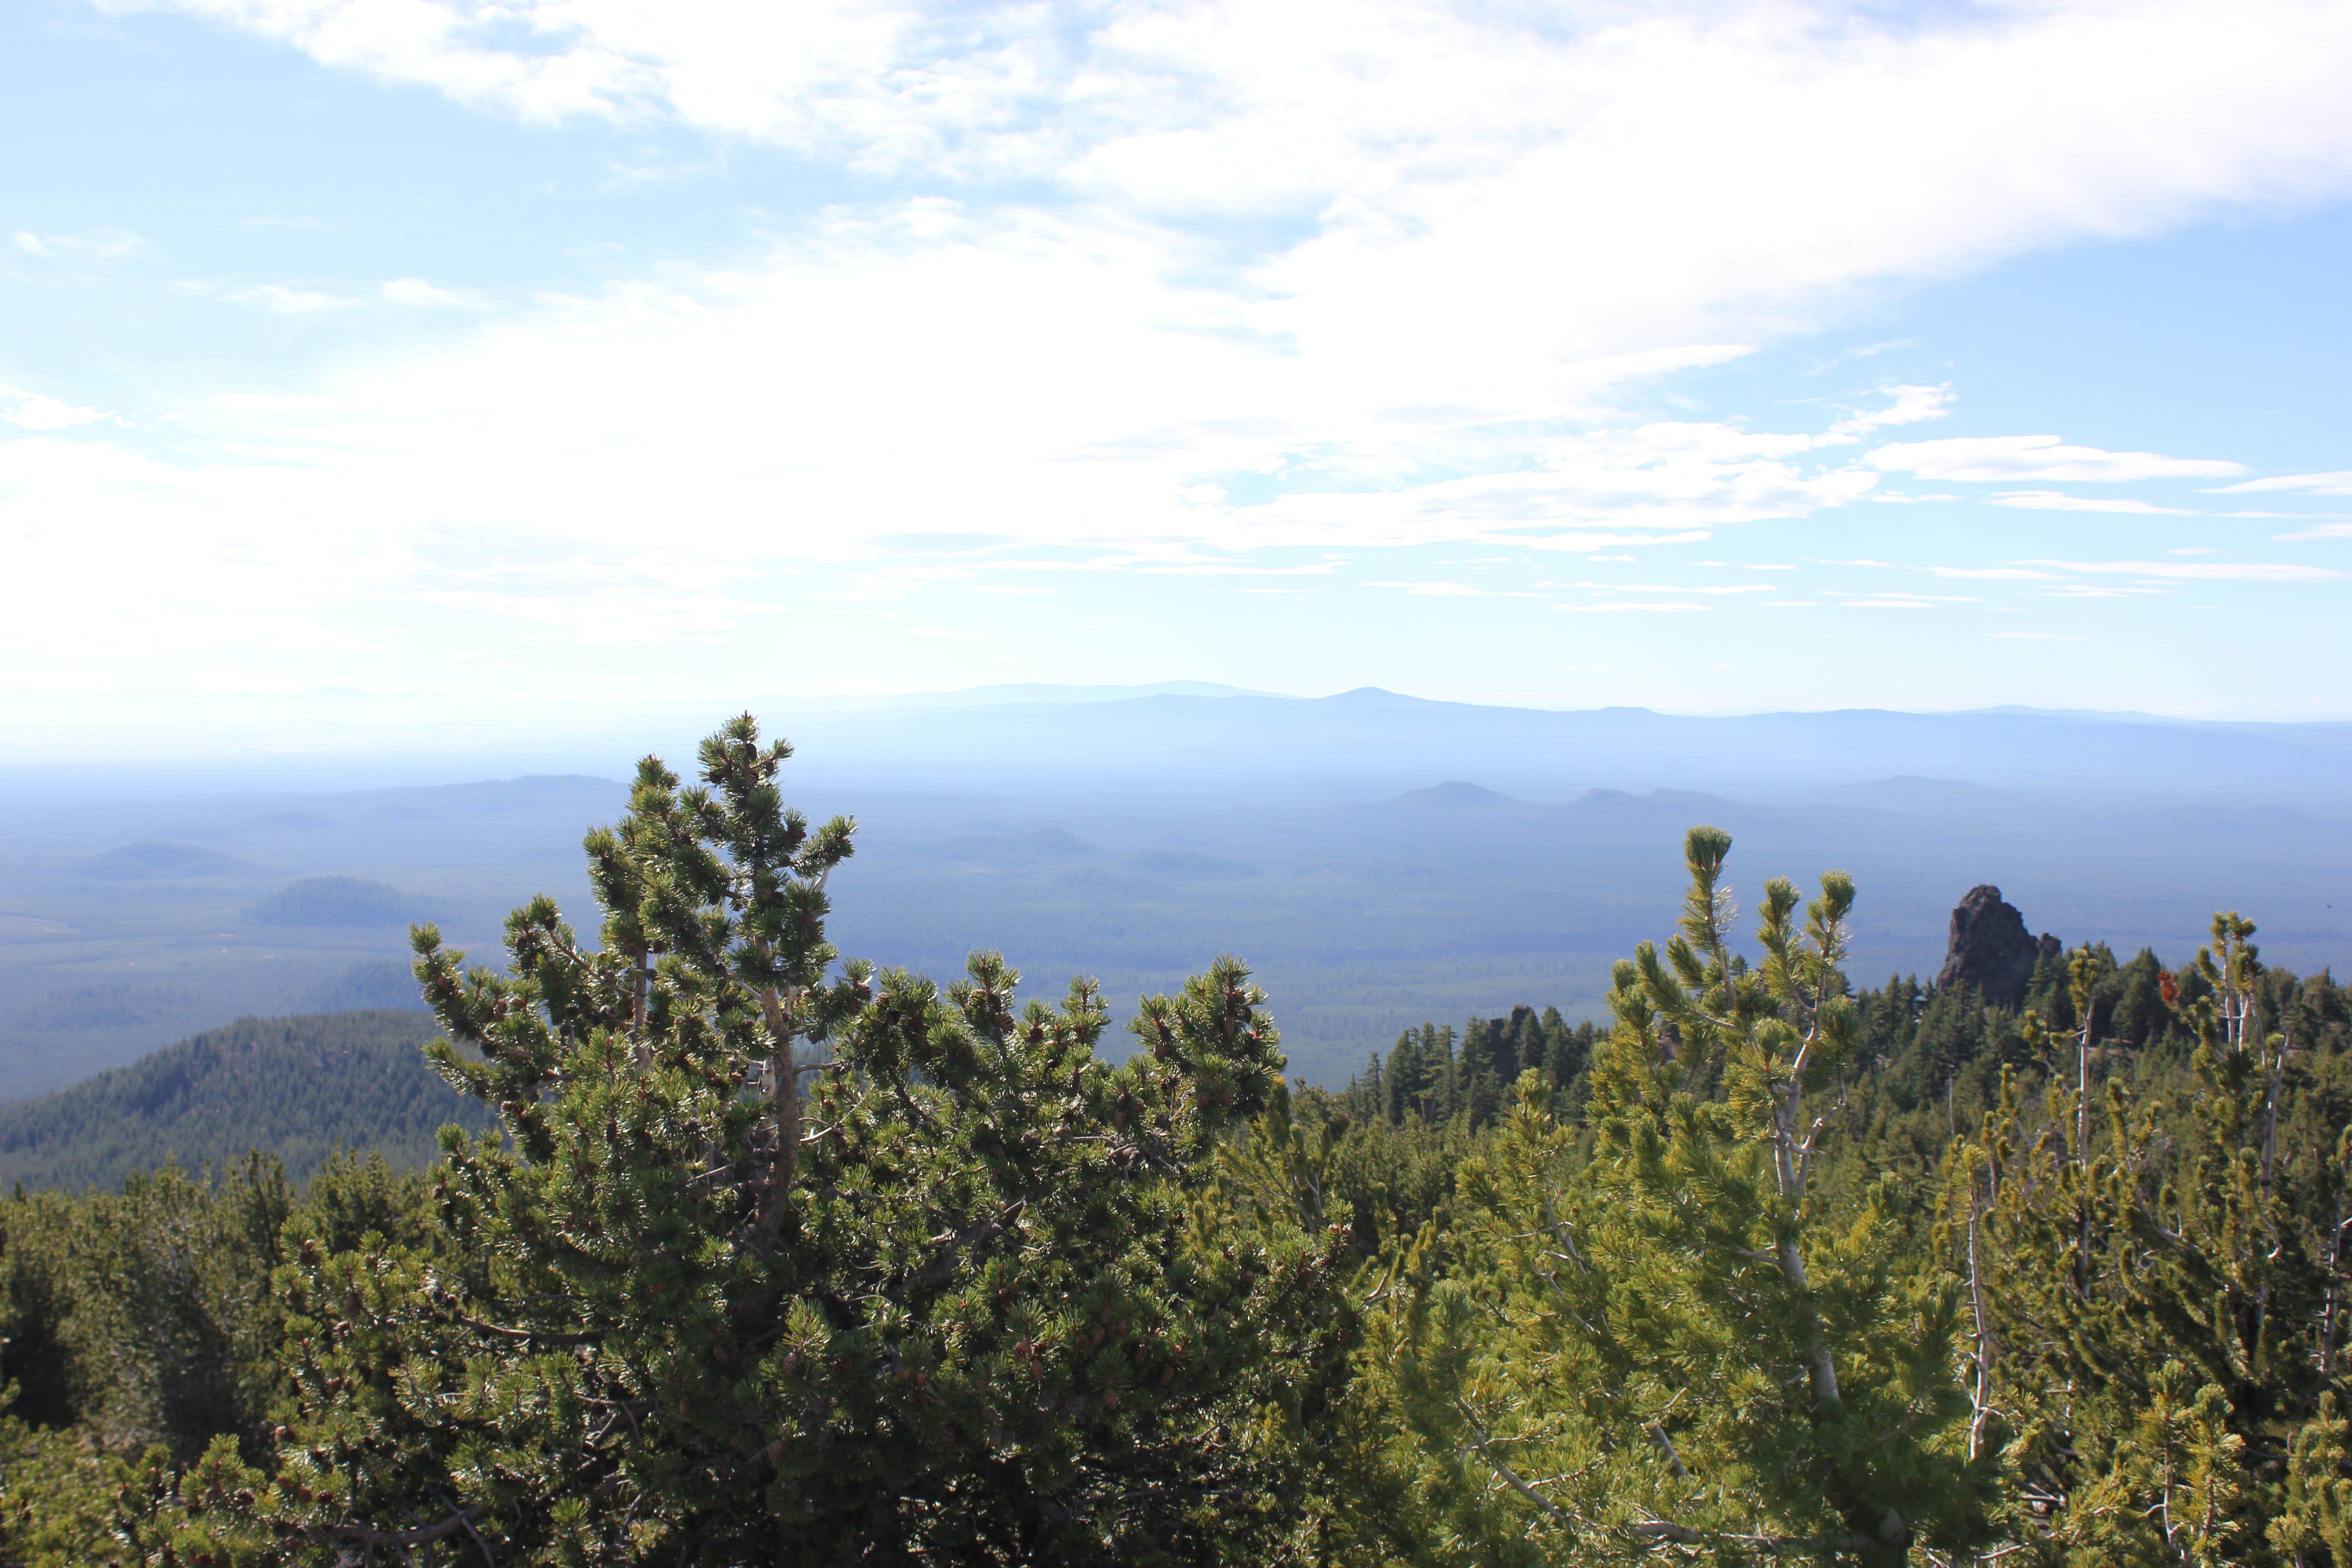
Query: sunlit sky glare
5 0 2351 742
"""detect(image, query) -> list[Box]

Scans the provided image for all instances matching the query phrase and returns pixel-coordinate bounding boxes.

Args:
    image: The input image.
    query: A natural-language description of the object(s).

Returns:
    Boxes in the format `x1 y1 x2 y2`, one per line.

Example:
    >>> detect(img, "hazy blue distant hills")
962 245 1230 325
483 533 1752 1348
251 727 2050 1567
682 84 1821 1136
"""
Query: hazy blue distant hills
764 688 2352 804
0 690 2344 1095
0 1011 489 1191
244 876 441 927
78 841 251 879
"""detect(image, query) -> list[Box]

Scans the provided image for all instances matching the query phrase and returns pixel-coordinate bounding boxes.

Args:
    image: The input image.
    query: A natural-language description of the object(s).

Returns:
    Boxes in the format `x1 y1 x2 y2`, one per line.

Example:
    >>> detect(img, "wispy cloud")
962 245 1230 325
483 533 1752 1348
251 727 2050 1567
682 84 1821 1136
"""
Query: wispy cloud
380 278 490 309
1576 581 1773 595
1558 602 1707 613
1991 491 2199 514
2211 470 2352 495
14 228 146 260
180 280 363 314
2027 559 2342 581
1824 590 1978 603
1822 383 1952 442
0 383 107 431
1868 436 2243 484
805 566 972 600
2274 522 2352 541
1825 588 1979 608
402 586 779 642
1932 567 2058 580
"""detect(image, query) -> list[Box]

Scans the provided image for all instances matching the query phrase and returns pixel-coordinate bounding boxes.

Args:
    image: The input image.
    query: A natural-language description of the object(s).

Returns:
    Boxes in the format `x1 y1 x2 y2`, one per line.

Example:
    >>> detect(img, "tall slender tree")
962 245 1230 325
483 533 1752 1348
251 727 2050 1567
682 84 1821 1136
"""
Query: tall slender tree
1379 827 1987 1564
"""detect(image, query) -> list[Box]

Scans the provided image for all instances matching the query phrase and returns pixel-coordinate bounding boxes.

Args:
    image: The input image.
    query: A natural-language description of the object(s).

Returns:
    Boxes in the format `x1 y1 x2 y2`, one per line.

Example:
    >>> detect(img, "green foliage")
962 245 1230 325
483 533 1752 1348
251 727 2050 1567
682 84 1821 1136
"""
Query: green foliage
0 1410 159 1568
0 1011 491 1191
0 1151 437 1557
1949 917 2352 1564
1370 829 1987 1564
152 716 1337 1565
1346 1006 1596 1133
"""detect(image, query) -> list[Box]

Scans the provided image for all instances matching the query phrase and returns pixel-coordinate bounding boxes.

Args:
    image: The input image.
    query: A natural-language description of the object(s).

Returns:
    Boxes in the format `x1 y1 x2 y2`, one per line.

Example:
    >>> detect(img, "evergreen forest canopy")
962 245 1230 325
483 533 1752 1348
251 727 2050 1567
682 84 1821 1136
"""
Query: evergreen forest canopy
0 1011 488 1192
4 714 2351 1565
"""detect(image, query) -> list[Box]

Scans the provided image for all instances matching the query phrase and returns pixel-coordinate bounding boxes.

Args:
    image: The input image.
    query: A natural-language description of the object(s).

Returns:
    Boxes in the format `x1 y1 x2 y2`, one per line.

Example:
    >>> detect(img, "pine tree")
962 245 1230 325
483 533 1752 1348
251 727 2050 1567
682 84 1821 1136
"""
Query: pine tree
1965 916 2352 1564
1377 828 1987 1563
162 715 1330 1565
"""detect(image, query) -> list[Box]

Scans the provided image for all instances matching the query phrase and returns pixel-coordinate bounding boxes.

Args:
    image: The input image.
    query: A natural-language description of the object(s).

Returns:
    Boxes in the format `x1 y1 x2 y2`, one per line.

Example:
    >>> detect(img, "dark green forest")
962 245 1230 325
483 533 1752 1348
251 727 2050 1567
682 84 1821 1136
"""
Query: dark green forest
5 715 2350 1564
0 1011 493 1191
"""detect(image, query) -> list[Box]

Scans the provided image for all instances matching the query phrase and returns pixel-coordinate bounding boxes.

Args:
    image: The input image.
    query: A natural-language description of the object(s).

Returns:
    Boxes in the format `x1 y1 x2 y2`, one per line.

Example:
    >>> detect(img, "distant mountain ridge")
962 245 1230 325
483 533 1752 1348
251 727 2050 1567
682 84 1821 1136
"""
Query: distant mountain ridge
764 687 2352 805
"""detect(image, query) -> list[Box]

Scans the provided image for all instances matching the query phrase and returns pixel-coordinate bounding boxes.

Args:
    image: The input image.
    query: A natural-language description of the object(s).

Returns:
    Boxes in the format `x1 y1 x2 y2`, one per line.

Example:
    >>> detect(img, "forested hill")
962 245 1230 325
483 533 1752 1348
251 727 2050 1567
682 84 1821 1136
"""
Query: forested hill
0 1010 490 1191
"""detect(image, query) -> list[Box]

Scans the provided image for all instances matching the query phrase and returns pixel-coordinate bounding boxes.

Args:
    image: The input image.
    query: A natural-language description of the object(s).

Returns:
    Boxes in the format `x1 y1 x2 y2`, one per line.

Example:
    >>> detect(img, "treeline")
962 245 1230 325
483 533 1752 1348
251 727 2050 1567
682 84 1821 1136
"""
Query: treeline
5 716 2352 1565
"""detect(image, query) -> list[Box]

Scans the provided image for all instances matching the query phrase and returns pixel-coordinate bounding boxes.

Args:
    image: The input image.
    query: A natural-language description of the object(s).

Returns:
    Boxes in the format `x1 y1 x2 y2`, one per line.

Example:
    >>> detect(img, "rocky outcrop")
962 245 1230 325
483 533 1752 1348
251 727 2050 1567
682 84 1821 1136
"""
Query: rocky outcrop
1936 886 2057 1009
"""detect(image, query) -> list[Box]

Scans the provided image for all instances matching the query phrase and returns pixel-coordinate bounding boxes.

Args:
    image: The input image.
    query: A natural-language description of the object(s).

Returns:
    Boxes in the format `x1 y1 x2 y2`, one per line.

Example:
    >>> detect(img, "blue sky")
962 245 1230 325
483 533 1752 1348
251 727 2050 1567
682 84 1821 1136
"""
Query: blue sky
5 0 2351 755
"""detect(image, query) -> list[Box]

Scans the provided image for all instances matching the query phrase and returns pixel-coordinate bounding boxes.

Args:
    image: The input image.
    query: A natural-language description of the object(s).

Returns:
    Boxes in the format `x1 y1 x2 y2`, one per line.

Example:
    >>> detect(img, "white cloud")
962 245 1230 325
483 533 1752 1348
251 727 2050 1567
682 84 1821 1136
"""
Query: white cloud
104 0 2352 391
1823 383 1953 442
805 566 973 600
1577 581 1772 595
2274 522 2352 541
1128 556 1348 575
118 0 2352 258
1868 436 2244 484
1365 580 1481 595
1824 589 1978 608
1559 602 1706 612
0 384 107 432
1991 490 2200 514
30 0 2352 680
182 280 363 313
2211 470 2352 495
404 586 778 642
2028 559 2342 581
14 228 146 260
1931 567 2059 580
380 277 490 309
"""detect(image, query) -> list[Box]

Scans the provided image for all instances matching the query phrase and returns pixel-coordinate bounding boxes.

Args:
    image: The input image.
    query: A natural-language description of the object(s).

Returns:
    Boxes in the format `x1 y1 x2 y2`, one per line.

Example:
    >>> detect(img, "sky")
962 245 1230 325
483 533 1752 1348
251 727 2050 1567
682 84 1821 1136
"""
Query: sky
5 0 2352 754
